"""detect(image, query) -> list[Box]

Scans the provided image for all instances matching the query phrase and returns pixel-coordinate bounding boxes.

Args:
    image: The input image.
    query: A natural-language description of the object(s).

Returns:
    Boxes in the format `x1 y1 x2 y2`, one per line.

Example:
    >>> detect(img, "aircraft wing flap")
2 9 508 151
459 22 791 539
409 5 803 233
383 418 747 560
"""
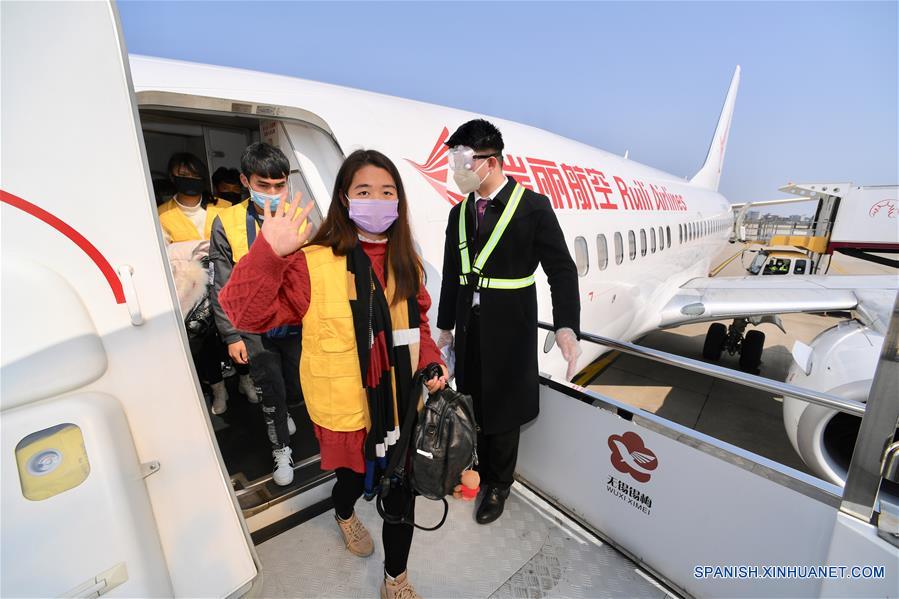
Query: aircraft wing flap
659 275 898 330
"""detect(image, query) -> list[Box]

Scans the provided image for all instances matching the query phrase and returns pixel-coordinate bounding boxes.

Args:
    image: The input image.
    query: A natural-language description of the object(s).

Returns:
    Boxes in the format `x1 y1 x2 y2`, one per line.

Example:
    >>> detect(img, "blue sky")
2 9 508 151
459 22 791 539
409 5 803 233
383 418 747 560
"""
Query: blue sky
118 1 897 214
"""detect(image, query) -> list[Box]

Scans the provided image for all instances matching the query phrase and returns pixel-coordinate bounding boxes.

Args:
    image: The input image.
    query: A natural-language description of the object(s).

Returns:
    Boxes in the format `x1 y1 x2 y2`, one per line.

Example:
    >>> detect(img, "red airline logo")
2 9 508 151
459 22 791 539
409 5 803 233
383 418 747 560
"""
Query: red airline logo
608 431 658 483
405 127 464 206
407 129 689 213
869 199 896 219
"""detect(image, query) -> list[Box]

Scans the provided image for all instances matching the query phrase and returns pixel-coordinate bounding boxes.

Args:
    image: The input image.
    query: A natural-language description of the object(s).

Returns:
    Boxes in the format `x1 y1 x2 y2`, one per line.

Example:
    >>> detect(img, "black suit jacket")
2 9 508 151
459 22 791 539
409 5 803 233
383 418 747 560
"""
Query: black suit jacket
437 175 580 433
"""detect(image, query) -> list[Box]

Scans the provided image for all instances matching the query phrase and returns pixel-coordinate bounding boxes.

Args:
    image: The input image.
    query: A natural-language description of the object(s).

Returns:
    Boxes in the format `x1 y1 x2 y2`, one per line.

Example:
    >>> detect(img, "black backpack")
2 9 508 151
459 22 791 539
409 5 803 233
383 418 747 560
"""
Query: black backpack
376 372 478 531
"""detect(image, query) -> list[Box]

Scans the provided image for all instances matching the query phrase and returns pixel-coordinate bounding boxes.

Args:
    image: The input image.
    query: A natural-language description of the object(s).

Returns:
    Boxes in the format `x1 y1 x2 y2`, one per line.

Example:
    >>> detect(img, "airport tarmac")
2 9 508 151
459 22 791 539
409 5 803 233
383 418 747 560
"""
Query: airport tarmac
580 243 895 479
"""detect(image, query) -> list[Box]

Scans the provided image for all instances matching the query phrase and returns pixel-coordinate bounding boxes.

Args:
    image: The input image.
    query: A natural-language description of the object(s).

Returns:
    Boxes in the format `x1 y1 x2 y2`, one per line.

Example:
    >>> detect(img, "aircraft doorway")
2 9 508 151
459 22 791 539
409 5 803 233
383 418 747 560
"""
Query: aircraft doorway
137 104 343 519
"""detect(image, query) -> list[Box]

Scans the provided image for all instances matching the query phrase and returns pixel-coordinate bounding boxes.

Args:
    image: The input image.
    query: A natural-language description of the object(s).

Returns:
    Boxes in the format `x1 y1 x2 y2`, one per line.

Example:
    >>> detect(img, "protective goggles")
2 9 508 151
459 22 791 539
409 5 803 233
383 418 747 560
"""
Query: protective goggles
447 145 499 171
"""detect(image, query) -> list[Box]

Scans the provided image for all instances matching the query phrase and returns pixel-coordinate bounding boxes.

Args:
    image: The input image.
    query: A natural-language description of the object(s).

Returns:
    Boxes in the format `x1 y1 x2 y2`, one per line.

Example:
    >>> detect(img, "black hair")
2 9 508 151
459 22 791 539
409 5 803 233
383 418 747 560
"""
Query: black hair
445 119 505 166
212 166 241 188
152 177 176 206
240 142 290 179
307 149 421 304
168 152 213 207
168 152 209 181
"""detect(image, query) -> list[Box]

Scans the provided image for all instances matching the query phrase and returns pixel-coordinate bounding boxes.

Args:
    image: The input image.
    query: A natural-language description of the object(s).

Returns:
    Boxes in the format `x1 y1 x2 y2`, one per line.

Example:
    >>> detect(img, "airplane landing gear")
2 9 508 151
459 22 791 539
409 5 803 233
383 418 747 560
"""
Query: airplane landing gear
702 323 727 360
701 318 765 373
739 329 765 374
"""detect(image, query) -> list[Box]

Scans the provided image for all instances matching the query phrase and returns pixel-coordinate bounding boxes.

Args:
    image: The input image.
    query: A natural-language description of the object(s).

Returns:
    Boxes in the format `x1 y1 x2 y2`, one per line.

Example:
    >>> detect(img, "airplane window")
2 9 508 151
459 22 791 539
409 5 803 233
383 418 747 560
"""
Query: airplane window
748 252 767 275
650 227 657 253
574 236 589 277
763 258 791 275
596 234 609 270
640 229 647 257
628 230 636 261
666 226 671 248
658 226 664 251
614 232 624 265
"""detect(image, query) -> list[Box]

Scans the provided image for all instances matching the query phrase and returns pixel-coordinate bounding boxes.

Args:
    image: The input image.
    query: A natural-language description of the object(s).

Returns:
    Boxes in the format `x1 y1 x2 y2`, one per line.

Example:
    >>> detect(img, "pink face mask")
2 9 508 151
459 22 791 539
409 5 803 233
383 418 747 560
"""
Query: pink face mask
347 197 399 234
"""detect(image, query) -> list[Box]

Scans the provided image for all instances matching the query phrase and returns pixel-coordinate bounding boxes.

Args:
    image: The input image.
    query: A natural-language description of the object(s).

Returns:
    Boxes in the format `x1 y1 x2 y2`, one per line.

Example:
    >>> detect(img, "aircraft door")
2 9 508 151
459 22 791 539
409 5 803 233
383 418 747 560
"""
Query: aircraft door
261 119 345 227
1 2 257 597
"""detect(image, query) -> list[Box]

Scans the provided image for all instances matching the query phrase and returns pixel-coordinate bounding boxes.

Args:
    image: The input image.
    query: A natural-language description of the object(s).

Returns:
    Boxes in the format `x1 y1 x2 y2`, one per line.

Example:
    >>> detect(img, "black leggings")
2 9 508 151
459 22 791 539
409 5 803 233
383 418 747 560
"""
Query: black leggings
332 468 414 577
192 330 224 386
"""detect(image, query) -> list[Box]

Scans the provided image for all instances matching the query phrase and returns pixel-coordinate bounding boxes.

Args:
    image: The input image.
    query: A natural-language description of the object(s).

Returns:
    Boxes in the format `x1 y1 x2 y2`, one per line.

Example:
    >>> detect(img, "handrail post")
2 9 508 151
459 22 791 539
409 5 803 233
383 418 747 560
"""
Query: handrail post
840 291 899 522
538 322 867 418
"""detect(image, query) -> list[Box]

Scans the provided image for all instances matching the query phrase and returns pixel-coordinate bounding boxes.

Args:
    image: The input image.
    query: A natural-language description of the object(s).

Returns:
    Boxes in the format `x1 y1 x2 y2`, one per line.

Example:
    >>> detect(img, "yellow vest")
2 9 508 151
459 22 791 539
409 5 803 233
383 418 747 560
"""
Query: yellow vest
217 200 257 263
218 200 311 263
300 245 420 432
158 197 231 242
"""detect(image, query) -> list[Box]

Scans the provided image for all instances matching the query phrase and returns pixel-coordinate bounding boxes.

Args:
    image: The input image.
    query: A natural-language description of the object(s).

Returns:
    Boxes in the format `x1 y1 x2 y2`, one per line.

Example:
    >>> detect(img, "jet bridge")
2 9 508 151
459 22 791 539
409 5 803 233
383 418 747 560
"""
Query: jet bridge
734 182 899 273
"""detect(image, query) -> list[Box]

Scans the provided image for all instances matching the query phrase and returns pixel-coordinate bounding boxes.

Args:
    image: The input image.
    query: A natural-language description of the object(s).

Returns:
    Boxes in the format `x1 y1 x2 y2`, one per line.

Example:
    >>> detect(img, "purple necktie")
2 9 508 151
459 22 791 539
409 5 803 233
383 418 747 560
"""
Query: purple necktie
476 198 489 229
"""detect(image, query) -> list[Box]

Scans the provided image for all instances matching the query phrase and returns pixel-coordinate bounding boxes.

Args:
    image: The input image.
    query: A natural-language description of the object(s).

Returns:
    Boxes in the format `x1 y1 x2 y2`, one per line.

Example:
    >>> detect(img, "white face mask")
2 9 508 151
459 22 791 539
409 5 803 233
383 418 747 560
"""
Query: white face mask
453 160 489 195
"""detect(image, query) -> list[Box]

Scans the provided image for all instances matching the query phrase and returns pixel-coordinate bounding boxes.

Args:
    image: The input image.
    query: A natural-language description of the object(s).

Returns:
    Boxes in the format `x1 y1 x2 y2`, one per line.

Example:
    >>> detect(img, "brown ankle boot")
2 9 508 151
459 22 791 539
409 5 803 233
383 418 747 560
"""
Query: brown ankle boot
335 512 374 557
380 571 421 599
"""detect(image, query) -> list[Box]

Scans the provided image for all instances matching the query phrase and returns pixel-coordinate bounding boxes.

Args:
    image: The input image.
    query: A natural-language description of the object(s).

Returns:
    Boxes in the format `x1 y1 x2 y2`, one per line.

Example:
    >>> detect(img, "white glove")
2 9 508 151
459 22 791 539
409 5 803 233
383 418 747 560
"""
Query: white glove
437 329 454 350
436 329 455 382
555 327 582 381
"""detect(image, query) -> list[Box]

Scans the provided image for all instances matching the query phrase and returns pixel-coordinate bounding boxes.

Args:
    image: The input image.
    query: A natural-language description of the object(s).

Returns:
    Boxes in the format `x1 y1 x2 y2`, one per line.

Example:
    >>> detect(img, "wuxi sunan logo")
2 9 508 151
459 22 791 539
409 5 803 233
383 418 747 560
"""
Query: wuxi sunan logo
608 431 658 482
606 431 659 516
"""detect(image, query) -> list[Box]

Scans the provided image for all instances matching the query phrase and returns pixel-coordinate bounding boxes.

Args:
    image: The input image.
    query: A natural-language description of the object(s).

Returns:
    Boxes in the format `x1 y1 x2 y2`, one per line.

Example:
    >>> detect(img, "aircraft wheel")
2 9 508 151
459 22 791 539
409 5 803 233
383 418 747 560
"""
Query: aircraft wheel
702 323 727 361
739 330 765 373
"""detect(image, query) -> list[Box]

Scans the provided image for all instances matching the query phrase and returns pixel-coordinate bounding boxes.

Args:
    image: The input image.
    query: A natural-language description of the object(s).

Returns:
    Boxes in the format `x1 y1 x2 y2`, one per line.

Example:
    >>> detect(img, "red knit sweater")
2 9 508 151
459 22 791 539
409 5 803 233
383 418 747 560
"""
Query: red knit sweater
219 234 443 379
220 235 444 474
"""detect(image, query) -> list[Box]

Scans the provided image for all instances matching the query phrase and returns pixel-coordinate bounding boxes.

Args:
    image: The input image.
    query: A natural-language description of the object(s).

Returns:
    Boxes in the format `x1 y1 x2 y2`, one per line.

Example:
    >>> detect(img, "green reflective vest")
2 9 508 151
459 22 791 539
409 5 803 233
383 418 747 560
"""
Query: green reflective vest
458 183 535 290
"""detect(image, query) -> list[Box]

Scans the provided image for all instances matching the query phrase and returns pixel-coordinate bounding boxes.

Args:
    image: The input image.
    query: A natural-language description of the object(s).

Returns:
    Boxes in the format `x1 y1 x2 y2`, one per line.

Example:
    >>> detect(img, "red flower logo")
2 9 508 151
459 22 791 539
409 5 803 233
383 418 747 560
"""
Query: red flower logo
608 432 658 483
869 199 896 219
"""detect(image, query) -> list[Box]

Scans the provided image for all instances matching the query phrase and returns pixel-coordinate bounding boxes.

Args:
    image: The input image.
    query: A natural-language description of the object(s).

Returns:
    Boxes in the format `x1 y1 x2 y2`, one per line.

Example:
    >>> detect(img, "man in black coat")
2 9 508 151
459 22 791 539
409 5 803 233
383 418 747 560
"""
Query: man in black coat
436 119 581 524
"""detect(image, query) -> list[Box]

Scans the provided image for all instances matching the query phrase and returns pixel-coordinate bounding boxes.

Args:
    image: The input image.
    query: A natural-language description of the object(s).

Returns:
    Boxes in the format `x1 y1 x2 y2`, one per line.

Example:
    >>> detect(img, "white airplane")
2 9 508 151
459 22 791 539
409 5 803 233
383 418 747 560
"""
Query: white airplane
2 3 896 598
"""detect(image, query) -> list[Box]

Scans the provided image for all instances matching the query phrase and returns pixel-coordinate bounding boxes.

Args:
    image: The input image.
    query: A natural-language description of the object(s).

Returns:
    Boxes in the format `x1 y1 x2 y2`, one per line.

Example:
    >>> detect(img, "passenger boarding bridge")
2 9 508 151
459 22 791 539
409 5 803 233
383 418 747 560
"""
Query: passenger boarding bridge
246 301 899 598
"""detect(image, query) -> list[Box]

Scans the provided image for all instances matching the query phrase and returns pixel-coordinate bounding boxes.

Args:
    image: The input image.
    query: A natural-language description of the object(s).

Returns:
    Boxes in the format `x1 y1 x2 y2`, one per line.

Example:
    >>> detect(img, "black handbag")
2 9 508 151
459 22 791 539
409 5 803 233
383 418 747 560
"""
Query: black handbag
376 368 478 531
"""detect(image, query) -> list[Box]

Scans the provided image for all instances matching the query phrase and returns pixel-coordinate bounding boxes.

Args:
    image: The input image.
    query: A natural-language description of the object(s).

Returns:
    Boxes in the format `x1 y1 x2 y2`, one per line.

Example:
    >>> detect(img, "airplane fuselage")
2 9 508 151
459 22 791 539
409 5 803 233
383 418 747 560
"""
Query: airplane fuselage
130 55 733 375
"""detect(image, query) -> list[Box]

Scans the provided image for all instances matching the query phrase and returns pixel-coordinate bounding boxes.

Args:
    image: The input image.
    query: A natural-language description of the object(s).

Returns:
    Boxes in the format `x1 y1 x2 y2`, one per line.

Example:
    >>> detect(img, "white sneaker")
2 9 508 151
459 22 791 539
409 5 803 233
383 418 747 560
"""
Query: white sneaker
267 415 297 445
272 446 294 486
239 375 259 403
210 381 228 415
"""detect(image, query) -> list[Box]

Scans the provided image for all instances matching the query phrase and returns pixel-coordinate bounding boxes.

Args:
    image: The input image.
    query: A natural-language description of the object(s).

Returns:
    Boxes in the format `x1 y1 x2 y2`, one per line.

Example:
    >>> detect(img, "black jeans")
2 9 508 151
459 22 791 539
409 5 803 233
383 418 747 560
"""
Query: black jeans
332 468 415 577
465 309 520 490
242 333 302 448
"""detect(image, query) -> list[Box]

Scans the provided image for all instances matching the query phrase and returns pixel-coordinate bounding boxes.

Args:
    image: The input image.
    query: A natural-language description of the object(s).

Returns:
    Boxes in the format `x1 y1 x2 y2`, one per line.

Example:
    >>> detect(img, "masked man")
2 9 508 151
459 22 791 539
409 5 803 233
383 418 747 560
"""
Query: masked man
437 119 581 524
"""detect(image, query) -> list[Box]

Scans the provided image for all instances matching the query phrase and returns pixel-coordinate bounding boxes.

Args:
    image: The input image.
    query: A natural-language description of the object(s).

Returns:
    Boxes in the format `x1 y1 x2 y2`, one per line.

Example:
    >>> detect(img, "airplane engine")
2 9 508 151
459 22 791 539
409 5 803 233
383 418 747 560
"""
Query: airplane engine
782 319 886 486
